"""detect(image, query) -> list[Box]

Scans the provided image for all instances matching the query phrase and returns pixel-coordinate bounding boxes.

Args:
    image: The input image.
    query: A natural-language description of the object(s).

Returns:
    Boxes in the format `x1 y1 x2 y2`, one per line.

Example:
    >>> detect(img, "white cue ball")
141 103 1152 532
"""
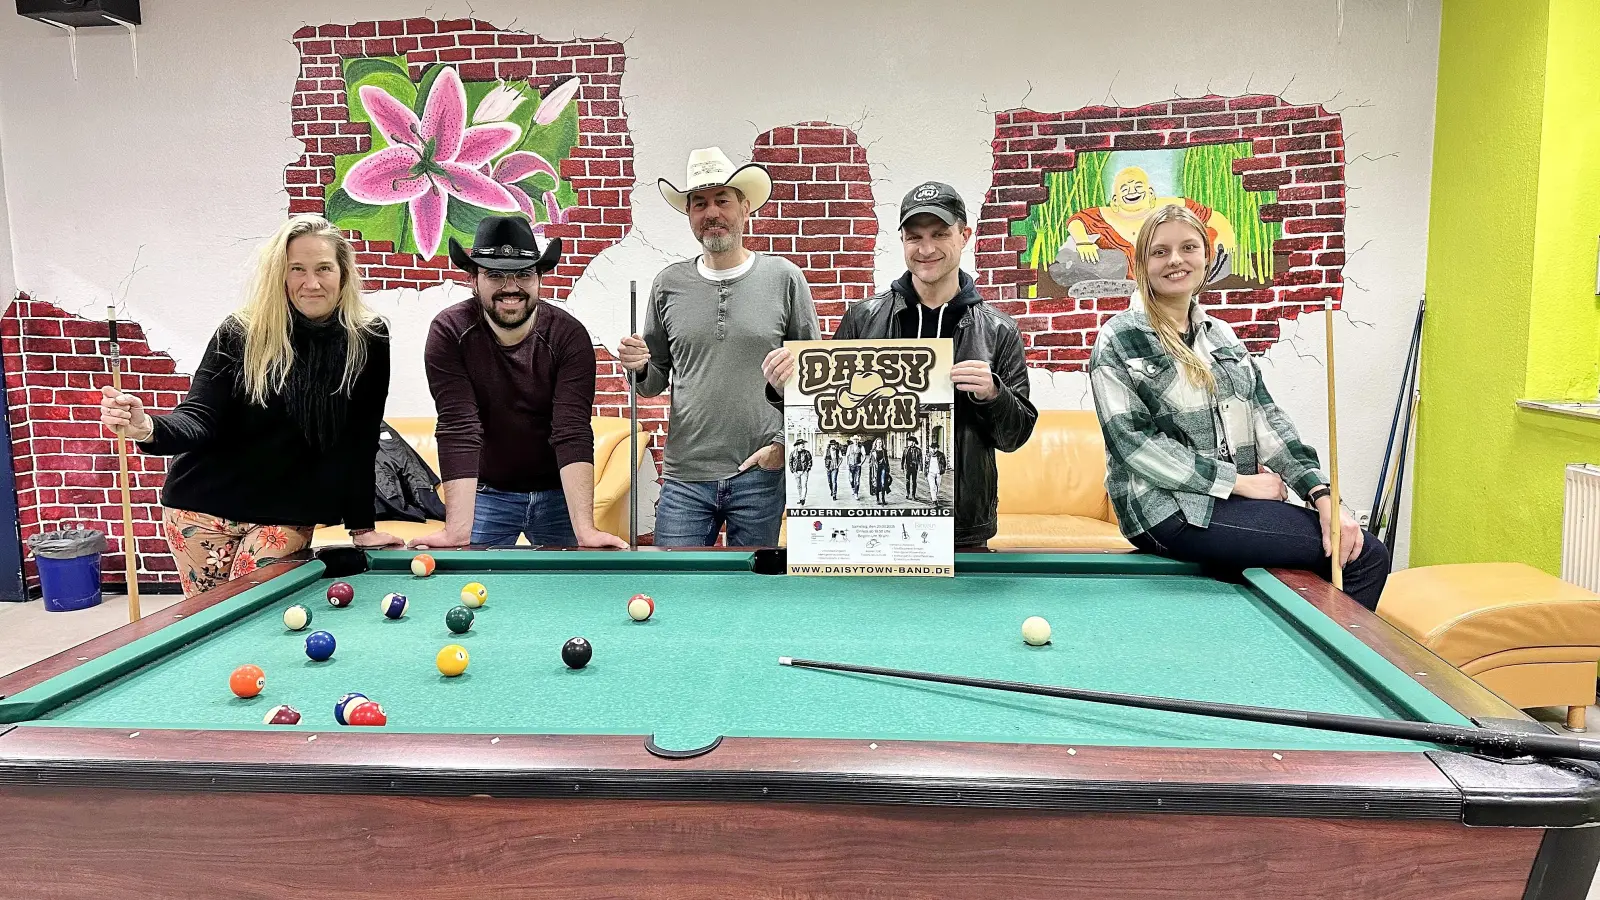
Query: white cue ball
1021 616 1052 646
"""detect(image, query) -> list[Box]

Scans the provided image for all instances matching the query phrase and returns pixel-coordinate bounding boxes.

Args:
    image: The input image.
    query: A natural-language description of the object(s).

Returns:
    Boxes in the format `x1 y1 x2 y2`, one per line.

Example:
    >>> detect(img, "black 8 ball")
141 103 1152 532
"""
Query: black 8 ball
561 637 592 669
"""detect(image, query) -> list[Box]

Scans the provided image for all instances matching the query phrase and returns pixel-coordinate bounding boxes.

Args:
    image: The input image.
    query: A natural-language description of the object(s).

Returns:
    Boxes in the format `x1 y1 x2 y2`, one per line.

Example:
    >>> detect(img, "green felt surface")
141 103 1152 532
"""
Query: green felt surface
36 558 1467 753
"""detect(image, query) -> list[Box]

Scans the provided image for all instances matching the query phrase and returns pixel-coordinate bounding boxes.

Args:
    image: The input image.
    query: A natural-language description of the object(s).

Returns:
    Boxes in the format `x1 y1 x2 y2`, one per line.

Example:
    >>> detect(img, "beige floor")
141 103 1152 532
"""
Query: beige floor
0 596 1596 895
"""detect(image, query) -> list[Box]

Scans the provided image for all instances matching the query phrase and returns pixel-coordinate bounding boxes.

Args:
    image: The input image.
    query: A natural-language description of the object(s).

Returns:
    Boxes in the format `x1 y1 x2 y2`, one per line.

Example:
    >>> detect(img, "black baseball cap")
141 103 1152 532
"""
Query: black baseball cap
899 181 967 228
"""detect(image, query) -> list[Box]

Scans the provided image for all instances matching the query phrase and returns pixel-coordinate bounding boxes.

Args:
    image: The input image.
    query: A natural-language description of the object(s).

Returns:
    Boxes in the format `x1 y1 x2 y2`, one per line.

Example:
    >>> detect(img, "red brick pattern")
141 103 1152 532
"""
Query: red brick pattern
286 18 634 300
2 297 184 589
975 95 1346 368
747 123 878 336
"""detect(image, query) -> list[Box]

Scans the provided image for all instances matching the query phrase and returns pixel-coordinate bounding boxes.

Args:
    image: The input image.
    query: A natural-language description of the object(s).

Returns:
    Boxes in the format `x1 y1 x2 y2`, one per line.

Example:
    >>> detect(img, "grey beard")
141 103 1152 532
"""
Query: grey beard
700 233 738 254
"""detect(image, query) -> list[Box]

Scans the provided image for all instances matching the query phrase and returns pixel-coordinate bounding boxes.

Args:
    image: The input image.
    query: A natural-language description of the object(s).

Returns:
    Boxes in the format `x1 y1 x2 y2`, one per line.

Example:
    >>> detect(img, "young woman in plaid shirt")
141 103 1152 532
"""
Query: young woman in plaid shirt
1089 205 1389 609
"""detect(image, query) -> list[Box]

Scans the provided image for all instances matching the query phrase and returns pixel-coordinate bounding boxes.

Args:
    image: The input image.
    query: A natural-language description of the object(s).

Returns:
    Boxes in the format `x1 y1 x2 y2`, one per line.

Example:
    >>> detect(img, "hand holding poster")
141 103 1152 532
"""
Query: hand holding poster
782 339 954 576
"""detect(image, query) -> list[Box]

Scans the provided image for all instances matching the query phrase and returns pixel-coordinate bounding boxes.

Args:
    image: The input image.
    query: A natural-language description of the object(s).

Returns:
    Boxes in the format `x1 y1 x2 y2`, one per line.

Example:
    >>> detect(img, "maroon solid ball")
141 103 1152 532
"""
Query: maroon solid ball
326 582 355 608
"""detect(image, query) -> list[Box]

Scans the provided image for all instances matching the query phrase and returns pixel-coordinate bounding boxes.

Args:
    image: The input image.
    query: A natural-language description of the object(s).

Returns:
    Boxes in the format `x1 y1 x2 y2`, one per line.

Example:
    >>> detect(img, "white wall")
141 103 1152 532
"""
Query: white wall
0 0 1441 561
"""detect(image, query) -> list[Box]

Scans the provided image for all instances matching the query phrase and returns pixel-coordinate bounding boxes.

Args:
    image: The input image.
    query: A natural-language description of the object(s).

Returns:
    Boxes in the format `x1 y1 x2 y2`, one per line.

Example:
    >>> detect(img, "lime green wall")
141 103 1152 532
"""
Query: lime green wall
1525 0 1600 399
1411 0 1600 571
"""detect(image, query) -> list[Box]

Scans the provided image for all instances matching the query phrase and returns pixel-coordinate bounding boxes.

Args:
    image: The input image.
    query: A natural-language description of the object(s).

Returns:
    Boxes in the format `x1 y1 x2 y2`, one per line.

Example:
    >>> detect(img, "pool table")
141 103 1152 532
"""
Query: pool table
0 548 1596 899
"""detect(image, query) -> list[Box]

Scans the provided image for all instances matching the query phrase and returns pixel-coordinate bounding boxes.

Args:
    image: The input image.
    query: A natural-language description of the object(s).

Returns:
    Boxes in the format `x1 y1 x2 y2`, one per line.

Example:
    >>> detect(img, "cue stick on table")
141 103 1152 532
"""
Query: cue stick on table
779 657 1600 762
628 280 638 549
107 305 141 622
1323 297 1343 591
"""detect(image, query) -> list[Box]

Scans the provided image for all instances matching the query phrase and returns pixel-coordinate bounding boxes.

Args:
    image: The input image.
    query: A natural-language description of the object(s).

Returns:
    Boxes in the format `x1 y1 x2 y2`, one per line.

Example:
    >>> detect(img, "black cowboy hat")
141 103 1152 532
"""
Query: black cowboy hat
448 216 561 273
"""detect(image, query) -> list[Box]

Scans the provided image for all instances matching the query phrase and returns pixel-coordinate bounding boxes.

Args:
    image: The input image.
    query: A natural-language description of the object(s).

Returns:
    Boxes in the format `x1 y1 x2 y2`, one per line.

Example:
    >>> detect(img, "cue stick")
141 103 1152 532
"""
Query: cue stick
778 657 1600 762
628 280 638 549
107 306 141 622
1369 297 1424 518
1323 298 1343 590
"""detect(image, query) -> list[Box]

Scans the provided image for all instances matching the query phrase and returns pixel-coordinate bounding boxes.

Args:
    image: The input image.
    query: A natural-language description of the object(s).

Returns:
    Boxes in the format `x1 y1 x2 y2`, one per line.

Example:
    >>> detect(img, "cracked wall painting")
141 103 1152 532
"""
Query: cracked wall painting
977 96 1349 370
327 62 579 260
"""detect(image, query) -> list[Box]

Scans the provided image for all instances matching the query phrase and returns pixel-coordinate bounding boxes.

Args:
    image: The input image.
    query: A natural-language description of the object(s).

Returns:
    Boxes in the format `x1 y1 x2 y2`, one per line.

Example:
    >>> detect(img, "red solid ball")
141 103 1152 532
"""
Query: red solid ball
326 582 355 607
347 702 387 726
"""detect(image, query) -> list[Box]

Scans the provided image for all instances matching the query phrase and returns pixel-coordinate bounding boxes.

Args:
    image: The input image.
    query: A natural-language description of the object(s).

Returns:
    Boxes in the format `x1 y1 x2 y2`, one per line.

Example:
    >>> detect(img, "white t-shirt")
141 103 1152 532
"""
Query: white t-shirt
697 254 757 281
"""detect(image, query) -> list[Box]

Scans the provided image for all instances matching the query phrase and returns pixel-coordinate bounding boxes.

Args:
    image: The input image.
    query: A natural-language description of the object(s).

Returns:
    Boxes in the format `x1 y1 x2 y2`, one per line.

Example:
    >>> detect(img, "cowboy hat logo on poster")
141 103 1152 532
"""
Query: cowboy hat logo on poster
795 346 935 432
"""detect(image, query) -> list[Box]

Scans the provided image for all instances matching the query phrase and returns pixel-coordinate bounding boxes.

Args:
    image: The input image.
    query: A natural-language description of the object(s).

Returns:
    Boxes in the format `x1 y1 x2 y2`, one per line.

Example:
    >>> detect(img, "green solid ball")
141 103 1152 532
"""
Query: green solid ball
445 605 475 635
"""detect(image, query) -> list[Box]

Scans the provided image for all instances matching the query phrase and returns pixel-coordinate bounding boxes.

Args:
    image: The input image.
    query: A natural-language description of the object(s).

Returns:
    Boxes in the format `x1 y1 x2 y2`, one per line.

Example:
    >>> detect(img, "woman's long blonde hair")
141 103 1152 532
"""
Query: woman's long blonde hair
1133 204 1216 393
233 215 380 405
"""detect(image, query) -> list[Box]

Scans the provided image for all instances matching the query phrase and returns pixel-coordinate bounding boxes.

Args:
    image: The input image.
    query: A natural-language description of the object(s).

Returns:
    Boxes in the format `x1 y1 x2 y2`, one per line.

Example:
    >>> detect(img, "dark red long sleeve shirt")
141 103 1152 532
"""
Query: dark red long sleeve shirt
424 299 597 492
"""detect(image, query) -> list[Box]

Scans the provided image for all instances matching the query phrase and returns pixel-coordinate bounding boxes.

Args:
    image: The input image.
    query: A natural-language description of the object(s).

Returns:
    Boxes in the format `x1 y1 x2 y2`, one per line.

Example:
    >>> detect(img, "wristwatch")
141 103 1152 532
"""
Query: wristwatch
1308 486 1331 503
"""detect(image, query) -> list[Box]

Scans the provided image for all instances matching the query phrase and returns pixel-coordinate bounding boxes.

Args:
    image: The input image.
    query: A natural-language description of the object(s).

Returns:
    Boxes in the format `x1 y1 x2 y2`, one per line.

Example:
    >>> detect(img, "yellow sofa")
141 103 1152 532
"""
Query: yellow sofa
993 410 1132 550
1379 562 1600 732
312 415 649 547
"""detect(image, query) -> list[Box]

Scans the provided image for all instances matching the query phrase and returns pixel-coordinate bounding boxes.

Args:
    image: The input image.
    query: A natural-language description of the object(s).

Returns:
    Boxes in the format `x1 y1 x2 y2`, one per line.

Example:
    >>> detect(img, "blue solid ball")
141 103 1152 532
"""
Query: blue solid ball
305 630 336 661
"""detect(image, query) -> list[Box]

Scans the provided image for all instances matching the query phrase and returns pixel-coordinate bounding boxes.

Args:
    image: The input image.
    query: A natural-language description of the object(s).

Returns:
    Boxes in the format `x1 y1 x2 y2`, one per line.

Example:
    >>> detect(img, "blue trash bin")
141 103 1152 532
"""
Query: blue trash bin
28 528 107 612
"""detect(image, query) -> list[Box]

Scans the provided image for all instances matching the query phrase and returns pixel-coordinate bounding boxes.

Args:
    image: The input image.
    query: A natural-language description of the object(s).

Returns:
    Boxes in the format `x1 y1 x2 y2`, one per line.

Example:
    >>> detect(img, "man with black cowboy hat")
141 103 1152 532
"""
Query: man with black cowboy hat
763 181 1037 548
411 215 627 549
617 148 819 547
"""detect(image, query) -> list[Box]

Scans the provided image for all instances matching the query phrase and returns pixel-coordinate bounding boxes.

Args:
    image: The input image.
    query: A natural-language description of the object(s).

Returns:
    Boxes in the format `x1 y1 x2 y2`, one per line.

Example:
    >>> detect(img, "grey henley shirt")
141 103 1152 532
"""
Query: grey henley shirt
633 253 818 482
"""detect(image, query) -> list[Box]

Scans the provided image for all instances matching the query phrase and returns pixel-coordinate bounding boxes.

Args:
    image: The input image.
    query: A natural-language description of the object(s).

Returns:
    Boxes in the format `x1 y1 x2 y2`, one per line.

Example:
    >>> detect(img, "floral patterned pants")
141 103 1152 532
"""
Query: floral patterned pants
161 508 315 597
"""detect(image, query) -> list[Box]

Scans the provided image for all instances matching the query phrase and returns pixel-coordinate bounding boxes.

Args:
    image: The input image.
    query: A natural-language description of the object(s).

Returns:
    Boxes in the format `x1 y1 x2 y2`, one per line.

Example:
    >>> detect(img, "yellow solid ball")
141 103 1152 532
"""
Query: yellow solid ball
436 644 470 677
1021 616 1052 647
460 582 488 608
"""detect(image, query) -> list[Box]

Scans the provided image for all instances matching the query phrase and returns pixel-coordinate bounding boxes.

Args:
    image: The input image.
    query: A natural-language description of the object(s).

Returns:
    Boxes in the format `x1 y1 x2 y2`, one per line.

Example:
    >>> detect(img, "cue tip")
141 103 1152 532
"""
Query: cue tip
778 656 793 666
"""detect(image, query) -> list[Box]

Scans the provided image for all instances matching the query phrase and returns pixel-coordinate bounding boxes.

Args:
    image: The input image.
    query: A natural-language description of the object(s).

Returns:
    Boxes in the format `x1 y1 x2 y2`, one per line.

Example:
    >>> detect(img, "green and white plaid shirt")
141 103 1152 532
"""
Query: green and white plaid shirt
1089 300 1326 538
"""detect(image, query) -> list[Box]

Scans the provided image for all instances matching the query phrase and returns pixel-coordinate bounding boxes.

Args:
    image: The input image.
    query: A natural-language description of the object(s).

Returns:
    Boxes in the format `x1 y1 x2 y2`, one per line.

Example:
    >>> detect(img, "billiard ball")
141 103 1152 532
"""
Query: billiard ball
347 702 387 726
460 581 487 608
627 594 654 622
381 592 410 619
1021 616 1052 647
444 605 475 635
263 704 301 725
561 637 592 669
333 692 369 725
305 630 337 661
411 553 436 577
326 582 355 607
283 604 313 631
229 664 265 698
436 644 469 677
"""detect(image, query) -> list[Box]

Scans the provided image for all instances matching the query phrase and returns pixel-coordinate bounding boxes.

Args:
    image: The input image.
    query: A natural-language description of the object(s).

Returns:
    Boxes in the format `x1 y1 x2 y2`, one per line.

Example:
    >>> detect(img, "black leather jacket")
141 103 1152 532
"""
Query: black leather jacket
834 274 1037 545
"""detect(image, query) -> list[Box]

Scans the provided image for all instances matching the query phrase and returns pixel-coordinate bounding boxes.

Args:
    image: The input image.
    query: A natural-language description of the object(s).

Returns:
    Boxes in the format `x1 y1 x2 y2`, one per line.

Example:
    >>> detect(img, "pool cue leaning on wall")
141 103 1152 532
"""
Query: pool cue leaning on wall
108 305 142 621
629 280 638 549
1323 297 1342 591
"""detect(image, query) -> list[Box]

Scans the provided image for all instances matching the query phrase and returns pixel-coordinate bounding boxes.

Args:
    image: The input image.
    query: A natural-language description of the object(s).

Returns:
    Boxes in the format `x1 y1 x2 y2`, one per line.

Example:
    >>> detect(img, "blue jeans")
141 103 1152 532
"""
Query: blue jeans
655 466 784 548
471 485 578 547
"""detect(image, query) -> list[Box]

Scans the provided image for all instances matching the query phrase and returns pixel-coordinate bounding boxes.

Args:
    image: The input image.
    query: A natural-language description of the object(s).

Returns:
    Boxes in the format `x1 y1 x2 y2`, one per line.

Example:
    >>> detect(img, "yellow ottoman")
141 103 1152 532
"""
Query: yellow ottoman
1378 562 1600 732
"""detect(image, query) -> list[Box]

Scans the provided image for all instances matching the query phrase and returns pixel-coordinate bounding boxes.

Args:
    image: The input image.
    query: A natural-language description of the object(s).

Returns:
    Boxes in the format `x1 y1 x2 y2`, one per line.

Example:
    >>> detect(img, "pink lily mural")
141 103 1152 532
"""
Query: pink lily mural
343 67 522 259
488 151 557 224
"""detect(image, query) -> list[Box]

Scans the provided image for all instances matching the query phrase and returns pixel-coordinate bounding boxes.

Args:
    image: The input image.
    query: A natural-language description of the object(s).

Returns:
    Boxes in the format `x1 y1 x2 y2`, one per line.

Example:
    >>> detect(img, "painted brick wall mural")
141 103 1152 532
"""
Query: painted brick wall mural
747 123 877 336
3 297 185 590
287 17 634 300
975 94 1345 369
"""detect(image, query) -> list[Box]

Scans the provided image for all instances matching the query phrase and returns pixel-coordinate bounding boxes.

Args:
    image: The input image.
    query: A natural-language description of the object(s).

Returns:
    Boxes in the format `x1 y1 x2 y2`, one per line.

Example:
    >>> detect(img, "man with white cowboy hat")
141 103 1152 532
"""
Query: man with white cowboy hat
618 147 819 547
763 181 1036 548
412 215 627 550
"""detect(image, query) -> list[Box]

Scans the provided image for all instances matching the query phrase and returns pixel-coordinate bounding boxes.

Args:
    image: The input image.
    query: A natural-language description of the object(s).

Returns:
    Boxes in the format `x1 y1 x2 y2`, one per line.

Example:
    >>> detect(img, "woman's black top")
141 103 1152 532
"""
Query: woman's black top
139 313 389 530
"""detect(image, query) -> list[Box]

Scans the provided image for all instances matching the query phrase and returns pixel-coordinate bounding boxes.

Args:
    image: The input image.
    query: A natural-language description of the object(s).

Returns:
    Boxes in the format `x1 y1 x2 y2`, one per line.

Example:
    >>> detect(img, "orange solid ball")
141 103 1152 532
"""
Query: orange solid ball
229 664 265 699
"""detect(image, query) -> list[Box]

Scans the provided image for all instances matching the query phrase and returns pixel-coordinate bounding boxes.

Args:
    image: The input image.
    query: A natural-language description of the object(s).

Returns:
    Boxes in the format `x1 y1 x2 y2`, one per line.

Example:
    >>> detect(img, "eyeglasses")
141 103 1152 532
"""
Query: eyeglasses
482 269 539 285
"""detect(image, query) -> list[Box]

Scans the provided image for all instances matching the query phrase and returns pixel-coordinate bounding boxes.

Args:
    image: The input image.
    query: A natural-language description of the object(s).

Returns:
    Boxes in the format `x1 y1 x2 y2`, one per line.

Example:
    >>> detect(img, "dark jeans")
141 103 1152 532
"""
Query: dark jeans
472 485 578 547
1129 498 1390 610
655 466 785 548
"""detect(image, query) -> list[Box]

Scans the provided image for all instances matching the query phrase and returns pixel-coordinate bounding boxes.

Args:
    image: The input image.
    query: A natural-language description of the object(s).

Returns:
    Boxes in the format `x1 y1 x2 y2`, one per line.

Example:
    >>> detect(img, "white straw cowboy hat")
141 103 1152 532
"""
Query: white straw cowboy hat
657 147 773 215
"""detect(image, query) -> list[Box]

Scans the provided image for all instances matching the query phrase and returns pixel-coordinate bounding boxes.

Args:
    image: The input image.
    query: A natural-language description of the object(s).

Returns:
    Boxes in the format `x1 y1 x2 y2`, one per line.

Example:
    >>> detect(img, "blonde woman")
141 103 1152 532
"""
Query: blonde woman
1089 204 1389 609
100 215 400 595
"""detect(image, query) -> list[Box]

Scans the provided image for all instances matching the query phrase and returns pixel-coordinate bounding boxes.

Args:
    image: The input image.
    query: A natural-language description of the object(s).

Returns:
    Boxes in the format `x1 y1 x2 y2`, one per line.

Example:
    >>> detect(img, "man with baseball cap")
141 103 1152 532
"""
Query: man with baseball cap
763 181 1036 548
412 215 627 550
618 148 819 547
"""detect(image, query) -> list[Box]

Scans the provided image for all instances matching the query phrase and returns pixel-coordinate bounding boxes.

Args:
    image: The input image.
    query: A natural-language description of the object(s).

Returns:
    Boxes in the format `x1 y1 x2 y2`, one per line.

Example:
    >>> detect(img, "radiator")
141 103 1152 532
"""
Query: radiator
1562 464 1600 591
